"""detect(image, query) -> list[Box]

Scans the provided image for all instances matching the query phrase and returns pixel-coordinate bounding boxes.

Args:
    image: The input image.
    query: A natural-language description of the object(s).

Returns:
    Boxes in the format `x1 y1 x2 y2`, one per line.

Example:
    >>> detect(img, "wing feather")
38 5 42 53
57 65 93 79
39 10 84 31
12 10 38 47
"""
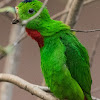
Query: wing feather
60 33 92 94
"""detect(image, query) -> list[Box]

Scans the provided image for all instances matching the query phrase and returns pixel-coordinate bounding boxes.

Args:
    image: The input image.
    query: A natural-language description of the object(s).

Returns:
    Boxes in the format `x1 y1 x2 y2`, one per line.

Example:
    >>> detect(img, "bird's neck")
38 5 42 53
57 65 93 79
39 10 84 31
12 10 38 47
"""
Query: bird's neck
26 19 68 36
25 19 68 48
37 20 68 36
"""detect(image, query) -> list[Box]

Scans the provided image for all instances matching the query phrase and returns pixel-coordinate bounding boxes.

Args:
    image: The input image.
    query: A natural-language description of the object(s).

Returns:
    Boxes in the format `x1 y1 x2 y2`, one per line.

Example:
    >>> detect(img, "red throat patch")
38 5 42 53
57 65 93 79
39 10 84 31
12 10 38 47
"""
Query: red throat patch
25 28 44 48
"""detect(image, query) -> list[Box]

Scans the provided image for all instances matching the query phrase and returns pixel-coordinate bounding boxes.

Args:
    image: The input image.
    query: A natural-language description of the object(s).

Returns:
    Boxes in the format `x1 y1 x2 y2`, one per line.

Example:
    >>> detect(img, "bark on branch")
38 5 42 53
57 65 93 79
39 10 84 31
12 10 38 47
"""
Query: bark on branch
0 74 58 100
0 74 99 100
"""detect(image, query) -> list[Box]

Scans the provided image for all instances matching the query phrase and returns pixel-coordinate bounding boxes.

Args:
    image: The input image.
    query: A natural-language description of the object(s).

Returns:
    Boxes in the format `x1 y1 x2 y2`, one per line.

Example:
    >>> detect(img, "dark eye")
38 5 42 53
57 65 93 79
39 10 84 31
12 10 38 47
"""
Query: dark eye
28 8 35 14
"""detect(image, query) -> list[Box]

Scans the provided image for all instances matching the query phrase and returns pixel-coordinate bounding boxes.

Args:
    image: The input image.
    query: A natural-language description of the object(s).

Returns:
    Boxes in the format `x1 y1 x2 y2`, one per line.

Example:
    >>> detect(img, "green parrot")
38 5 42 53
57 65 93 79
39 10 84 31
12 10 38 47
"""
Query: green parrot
13 0 92 100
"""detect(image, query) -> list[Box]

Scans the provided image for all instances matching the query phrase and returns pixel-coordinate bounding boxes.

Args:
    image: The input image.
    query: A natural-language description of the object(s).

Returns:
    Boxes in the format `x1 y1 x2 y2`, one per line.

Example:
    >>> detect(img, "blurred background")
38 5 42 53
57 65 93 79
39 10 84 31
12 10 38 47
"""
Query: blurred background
0 0 100 100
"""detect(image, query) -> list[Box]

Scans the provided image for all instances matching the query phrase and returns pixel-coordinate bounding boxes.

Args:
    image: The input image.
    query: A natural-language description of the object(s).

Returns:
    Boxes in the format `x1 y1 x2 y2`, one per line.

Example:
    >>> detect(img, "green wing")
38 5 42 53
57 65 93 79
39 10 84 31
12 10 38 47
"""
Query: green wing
60 31 92 96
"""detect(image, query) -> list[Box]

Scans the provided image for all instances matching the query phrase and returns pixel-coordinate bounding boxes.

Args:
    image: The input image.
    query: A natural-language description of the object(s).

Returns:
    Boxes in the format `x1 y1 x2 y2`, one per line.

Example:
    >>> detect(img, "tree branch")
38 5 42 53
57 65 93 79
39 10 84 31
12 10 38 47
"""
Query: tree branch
0 25 23 100
90 34 100 67
0 26 26 60
51 10 68 20
71 29 100 33
60 0 73 22
13 26 27 47
0 6 15 14
51 0 97 20
0 74 58 100
0 73 99 100
84 0 97 5
65 0 84 28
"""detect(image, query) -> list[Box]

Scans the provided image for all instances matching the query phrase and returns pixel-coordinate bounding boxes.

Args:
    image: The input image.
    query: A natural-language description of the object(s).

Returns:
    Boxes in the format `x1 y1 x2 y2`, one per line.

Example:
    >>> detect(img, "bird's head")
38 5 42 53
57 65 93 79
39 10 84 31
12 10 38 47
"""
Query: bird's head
12 0 66 48
12 0 53 48
13 0 50 29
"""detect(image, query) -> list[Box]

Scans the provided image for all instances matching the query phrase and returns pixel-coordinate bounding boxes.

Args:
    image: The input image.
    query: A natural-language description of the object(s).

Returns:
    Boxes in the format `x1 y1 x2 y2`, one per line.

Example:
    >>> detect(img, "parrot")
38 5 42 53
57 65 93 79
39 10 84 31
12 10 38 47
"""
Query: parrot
13 0 92 100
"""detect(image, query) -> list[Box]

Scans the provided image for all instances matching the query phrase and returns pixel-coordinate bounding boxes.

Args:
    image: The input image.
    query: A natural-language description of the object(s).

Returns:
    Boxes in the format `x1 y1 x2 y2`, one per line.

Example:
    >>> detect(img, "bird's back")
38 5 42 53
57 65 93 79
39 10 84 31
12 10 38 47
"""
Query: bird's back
60 30 92 100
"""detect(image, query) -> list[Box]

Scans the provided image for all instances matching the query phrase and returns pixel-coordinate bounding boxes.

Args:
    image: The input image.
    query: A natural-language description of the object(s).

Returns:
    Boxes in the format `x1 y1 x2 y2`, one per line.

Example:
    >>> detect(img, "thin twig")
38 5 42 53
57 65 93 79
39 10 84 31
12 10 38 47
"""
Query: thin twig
84 0 97 5
51 10 68 19
13 26 27 47
0 74 58 100
51 0 97 20
0 27 26 60
71 29 100 33
65 0 84 28
22 0 48 25
60 0 73 22
90 34 100 67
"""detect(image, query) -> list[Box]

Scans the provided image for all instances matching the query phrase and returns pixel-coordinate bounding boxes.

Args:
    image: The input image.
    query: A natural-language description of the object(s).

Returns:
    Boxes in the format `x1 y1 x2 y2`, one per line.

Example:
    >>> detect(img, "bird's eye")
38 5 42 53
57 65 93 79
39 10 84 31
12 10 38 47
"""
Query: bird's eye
28 8 35 14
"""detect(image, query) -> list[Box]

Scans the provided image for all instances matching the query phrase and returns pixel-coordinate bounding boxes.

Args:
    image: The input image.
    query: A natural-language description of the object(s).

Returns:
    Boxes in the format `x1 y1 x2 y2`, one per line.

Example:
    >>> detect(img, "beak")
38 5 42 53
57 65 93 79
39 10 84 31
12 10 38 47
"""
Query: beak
12 7 20 24
12 19 19 24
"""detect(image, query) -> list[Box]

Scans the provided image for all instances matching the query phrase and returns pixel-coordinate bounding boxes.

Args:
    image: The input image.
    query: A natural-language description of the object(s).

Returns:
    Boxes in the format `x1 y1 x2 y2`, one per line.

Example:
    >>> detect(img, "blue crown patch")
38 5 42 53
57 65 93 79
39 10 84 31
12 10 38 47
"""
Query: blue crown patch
23 0 32 3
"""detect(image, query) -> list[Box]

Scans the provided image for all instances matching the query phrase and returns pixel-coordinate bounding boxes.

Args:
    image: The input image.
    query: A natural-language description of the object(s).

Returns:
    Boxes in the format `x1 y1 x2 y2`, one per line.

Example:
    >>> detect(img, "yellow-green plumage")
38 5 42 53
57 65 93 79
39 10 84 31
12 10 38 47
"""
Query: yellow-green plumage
17 0 92 100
